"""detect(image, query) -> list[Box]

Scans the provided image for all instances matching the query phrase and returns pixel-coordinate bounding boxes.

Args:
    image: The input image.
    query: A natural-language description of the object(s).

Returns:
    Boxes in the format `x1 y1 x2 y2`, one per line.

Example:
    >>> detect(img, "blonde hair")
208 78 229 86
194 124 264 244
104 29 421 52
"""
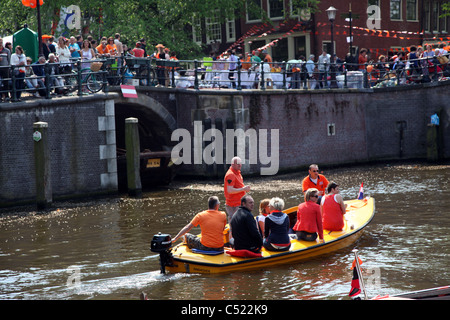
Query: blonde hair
305 188 319 201
269 197 285 211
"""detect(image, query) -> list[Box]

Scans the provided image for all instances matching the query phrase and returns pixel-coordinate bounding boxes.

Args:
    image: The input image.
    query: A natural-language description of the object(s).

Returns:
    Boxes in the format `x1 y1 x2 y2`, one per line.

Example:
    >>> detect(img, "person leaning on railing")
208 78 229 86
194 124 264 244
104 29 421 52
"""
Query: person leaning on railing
10 45 27 101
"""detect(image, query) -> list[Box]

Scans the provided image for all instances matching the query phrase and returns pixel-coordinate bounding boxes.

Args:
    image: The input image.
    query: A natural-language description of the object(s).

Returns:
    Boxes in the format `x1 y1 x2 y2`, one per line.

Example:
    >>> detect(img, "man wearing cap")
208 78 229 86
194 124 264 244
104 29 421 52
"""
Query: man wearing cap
41 35 53 59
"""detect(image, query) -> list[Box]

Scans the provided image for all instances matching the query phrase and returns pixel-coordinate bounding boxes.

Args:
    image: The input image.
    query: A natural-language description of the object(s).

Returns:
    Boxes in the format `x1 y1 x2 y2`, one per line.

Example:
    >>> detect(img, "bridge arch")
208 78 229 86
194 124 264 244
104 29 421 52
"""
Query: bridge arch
114 94 177 152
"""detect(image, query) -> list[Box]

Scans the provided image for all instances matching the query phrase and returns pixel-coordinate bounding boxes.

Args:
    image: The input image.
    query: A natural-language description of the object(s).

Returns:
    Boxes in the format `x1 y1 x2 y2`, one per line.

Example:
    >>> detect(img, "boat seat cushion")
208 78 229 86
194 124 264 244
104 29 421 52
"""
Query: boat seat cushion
226 249 262 258
191 248 224 255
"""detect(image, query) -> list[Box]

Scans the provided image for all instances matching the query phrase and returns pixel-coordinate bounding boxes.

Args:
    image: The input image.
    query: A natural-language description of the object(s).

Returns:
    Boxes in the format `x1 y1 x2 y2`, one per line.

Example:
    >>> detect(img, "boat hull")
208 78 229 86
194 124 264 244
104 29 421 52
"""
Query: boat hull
164 197 375 274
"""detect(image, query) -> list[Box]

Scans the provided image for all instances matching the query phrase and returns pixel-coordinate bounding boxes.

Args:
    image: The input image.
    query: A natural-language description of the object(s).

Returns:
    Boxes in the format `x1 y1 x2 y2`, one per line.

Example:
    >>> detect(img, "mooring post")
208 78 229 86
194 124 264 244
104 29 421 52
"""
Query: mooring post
125 117 142 197
33 121 52 210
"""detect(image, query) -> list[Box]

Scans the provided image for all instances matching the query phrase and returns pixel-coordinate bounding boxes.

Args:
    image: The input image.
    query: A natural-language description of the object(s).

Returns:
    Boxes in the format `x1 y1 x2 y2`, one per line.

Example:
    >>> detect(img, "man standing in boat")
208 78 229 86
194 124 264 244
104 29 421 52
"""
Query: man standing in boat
302 164 329 202
230 195 263 253
224 156 251 220
171 196 227 252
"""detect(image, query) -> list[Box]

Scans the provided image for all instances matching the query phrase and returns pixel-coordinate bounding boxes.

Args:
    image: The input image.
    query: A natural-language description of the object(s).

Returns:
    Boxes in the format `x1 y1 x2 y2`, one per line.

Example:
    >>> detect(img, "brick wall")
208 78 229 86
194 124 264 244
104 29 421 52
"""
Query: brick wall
0 94 118 207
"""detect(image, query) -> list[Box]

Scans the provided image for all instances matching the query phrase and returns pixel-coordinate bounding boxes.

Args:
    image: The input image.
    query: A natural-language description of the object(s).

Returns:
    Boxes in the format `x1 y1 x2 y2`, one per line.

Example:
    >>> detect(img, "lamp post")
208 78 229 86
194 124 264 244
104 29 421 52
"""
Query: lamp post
326 6 338 88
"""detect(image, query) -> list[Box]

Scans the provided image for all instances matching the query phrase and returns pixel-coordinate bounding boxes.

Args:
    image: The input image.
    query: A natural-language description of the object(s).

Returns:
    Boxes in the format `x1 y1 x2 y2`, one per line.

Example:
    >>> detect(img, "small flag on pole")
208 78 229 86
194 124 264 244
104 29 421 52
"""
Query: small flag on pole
349 266 362 298
120 85 138 98
357 182 364 200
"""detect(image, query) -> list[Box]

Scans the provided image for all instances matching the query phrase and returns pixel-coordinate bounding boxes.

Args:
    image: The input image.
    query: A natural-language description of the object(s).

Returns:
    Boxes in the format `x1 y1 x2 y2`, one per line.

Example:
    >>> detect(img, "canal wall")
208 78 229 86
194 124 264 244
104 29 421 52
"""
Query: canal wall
1 81 449 206
167 81 450 177
0 94 119 207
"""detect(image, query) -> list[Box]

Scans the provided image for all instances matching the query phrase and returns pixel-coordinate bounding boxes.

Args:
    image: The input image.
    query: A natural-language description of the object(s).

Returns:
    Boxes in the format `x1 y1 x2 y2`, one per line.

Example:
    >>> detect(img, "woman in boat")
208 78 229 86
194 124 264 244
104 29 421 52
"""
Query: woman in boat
263 197 291 252
321 182 347 231
293 188 324 242
256 199 270 238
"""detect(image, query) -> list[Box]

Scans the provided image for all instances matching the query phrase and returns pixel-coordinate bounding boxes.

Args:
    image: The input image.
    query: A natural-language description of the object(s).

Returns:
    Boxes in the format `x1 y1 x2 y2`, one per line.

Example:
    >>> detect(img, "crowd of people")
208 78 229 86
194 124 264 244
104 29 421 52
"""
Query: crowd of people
0 33 180 101
2 31 449 100
172 159 349 255
201 43 450 89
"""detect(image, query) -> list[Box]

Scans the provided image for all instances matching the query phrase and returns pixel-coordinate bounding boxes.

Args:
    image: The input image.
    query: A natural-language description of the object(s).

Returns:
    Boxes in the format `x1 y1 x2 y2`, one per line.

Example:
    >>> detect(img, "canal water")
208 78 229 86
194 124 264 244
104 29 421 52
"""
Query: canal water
0 162 449 300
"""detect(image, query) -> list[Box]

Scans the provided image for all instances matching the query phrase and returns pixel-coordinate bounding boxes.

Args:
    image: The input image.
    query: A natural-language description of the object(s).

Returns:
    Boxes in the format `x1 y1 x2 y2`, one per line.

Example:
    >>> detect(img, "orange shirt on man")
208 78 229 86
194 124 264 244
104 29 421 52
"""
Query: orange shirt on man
190 209 227 248
224 167 245 207
302 174 329 197
96 45 110 55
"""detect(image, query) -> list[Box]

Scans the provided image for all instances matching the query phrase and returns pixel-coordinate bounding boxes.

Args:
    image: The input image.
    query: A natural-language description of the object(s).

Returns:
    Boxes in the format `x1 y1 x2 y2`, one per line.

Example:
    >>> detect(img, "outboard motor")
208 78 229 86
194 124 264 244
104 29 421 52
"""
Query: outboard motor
150 232 173 274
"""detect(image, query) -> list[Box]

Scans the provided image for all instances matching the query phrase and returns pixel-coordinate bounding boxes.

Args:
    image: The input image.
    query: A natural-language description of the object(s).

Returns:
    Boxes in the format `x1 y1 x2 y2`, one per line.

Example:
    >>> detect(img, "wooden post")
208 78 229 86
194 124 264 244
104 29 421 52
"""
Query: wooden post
125 117 142 197
33 121 52 210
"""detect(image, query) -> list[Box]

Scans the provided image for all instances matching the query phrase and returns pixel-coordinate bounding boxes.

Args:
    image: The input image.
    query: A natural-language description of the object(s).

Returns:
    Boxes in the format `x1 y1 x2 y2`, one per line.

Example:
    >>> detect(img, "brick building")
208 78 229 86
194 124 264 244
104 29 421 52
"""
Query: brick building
197 0 450 62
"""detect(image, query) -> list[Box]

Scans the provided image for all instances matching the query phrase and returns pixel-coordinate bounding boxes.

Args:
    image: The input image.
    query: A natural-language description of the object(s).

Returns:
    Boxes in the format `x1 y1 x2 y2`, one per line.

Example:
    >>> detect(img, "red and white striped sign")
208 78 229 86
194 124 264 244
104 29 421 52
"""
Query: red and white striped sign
120 85 138 98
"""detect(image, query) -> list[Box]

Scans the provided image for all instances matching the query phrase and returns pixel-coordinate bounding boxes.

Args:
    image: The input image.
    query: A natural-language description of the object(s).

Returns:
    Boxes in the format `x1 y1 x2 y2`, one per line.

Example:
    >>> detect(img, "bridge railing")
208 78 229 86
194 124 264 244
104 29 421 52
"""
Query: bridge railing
1 54 448 102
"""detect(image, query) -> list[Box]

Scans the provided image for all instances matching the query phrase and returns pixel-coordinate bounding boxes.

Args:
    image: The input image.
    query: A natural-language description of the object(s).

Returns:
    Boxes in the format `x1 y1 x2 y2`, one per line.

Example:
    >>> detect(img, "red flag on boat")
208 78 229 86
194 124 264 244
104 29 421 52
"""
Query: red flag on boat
349 256 363 298
349 267 361 298
357 182 364 200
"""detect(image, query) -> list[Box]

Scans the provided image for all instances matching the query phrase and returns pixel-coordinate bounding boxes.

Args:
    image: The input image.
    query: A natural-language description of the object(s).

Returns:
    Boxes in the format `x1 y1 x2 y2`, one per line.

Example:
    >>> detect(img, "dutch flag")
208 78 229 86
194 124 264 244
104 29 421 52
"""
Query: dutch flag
357 182 364 200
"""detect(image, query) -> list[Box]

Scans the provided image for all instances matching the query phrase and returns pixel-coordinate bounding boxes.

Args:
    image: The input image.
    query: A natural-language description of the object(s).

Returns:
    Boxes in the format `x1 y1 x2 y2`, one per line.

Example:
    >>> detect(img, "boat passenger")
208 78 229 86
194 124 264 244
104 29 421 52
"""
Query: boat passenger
302 164 329 203
256 199 270 238
224 156 251 220
263 198 291 252
229 195 263 253
171 196 227 252
321 182 347 231
293 188 324 242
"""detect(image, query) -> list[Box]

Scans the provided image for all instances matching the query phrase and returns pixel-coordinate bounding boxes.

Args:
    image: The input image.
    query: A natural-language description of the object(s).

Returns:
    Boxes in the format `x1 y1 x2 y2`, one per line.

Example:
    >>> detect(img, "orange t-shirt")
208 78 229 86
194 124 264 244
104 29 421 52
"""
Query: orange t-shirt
96 45 110 55
191 209 227 248
302 174 329 197
224 167 245 207
106 44 117 56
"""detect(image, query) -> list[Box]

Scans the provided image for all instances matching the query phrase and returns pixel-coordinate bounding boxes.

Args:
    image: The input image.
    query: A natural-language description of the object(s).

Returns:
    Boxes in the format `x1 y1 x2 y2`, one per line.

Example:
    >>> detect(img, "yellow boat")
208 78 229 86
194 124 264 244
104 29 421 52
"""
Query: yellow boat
151 197 375 274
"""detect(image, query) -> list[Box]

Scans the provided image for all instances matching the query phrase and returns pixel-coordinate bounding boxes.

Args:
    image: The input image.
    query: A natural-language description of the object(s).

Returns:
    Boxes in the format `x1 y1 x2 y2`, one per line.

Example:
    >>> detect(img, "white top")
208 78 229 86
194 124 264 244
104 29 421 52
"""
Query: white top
56 45 71 64
11 53 26 72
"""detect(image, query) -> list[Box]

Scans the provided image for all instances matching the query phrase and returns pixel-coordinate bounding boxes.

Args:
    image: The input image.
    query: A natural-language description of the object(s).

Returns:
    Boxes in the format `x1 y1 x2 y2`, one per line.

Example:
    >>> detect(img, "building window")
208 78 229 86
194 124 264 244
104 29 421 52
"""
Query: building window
226 19 236 43
406 0 417 21
328 123 336 136
423 0 431 31
432 1 439 31
205 14 222 44
247 0 262 22
268 0 284 19
441 6 448 32
192 15 202 44
390 0 402 20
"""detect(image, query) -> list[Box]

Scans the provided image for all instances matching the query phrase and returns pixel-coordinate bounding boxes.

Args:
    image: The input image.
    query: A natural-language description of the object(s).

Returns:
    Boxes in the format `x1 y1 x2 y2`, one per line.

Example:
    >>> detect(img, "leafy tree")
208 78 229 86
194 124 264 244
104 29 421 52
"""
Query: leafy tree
0 0 318 59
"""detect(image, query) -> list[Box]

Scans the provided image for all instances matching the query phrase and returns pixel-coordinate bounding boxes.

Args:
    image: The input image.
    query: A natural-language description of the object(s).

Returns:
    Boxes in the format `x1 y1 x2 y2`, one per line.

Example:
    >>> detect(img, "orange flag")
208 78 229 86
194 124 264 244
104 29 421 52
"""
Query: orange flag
22 0 44 8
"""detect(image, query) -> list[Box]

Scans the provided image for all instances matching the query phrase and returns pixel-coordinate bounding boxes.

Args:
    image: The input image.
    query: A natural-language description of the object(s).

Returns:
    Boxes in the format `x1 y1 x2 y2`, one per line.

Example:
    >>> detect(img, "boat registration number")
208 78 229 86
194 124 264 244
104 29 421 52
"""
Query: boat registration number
146 158 160 168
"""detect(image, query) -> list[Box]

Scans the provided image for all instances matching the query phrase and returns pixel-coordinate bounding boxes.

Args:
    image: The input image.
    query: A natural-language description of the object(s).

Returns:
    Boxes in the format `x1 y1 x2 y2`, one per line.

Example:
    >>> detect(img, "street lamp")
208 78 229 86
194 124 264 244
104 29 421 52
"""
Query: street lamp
326 6 338 88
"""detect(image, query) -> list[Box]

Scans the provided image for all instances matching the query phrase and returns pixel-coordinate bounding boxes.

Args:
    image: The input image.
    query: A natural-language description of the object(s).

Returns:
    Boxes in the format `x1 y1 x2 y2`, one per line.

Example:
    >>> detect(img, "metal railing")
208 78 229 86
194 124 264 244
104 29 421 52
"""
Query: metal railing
1 53 449 102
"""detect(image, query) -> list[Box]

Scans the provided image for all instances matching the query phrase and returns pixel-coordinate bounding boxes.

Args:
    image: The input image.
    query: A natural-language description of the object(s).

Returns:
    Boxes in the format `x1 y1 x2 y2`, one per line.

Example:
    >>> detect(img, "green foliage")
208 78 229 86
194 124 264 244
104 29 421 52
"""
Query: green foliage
441 3 450 18
0 0 319 59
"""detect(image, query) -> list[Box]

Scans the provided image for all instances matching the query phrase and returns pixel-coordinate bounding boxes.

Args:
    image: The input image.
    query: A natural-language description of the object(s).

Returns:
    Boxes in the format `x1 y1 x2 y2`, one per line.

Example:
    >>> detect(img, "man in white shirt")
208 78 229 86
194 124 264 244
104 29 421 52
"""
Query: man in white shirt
318 51 330 88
